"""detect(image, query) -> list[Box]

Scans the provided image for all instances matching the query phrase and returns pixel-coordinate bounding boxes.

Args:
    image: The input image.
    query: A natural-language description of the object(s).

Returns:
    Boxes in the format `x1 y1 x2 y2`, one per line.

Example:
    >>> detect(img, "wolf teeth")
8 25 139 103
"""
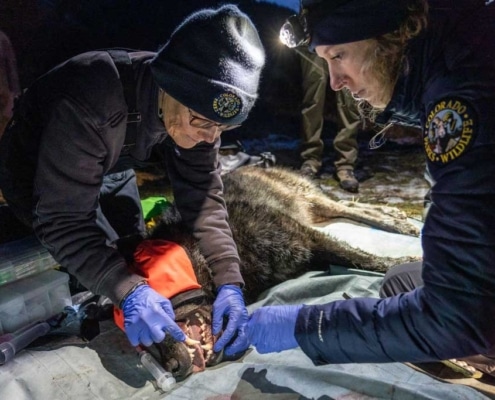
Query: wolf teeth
195 313 205 325
184 337 201 346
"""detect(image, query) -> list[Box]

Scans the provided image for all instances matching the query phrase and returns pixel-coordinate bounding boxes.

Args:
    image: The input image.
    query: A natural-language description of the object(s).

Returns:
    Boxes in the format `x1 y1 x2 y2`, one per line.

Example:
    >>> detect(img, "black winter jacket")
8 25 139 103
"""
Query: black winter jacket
0 51 243 305
296 0 495 363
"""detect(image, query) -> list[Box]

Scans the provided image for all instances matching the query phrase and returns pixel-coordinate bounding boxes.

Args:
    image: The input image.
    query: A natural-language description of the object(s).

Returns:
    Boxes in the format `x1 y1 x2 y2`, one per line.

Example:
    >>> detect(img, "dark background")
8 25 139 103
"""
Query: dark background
0 0 427 222
0 0 318 141
0 0 424 189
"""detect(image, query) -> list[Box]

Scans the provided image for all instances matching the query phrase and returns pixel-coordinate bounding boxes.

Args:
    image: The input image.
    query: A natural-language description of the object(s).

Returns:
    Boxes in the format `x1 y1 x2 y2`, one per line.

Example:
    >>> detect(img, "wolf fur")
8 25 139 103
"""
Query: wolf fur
143 166 421 380
151 165 420 304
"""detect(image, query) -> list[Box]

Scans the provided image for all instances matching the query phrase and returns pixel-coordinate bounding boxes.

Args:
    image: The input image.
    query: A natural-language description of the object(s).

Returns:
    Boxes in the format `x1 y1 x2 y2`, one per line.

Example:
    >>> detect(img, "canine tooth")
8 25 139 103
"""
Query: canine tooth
184 337 201 346
187 347 196 355
201 343 212 351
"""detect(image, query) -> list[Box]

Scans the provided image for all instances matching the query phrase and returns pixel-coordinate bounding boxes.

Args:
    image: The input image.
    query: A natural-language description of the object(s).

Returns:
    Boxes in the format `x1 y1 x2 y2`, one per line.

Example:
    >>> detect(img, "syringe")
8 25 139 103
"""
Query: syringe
137 347 176 391
0 321 51 365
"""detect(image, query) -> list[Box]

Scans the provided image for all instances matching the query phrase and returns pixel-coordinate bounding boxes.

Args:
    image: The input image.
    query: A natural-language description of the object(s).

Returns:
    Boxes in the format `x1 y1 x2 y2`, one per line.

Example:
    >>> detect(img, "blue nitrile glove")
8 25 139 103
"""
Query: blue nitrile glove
245 304 303 354
212 284 249 354
122 284 186 347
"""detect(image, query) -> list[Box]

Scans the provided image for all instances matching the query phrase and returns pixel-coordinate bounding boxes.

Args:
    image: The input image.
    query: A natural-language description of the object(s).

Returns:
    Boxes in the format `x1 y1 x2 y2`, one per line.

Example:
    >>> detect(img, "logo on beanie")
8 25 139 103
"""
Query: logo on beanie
212 92 242 119
424 97 477 165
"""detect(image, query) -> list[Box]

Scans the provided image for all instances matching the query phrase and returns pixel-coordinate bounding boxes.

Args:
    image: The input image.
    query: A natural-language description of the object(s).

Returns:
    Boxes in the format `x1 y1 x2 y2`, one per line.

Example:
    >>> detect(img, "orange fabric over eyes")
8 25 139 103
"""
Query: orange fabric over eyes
113 239 201 331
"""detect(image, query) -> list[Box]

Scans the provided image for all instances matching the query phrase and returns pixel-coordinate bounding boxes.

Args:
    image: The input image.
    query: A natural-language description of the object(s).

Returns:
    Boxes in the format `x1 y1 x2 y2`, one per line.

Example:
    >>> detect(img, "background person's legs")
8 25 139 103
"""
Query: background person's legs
299 48 327 177
333 90 361 192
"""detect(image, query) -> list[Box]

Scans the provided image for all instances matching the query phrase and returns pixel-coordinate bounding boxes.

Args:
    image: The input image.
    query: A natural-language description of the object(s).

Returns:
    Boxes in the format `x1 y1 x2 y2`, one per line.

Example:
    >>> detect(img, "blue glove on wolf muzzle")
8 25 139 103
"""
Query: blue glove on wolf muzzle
122 284 186 347
212 284 248 354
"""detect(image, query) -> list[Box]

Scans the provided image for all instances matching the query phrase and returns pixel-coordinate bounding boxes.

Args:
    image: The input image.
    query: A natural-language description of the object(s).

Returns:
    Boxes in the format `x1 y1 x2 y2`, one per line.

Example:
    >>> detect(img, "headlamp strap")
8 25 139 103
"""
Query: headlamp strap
302 0 351 29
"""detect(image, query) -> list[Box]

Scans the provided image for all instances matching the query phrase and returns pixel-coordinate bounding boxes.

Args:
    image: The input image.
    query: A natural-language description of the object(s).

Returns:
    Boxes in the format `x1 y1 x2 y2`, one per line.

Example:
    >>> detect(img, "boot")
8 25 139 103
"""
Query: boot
300 159 321 178
336 169 359 192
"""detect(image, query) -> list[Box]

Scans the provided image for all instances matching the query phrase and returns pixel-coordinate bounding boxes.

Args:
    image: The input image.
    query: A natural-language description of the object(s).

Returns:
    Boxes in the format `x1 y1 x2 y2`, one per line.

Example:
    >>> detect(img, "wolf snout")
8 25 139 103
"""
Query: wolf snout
150 302 223 381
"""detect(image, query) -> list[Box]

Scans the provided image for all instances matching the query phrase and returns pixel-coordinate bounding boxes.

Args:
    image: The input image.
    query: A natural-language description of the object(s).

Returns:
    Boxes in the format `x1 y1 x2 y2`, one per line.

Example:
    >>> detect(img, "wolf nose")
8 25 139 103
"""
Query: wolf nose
165 358 179 372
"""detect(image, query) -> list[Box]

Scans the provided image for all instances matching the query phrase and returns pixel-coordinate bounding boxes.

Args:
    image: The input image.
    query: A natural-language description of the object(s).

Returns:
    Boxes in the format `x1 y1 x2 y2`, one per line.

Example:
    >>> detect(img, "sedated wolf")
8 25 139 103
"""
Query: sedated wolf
134 166 421 380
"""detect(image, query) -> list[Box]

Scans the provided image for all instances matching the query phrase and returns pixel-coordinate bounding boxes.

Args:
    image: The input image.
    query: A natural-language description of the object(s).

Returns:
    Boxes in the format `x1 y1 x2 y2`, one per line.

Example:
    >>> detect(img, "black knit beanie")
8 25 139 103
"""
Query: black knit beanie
304 0 410 49
150 4 265 125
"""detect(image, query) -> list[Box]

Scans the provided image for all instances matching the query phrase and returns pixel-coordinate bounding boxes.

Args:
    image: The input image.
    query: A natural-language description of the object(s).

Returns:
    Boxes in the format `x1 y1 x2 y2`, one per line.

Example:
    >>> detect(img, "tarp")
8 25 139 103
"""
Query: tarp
1 220 492 399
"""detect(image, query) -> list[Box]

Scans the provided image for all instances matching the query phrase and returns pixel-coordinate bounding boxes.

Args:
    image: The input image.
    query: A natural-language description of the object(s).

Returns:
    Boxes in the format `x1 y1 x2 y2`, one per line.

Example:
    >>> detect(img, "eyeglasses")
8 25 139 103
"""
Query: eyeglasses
188 109 241 132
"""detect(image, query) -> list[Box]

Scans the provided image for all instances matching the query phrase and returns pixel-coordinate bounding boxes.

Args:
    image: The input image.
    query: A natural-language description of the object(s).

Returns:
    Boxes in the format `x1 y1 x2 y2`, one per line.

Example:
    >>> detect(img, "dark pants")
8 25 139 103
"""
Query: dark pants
0 204 32 243
1 163 145 253
0 103 144 253
1 106 144 233
379 261 423 298
380 261 495 372
97 169 146 260
0 113 38 229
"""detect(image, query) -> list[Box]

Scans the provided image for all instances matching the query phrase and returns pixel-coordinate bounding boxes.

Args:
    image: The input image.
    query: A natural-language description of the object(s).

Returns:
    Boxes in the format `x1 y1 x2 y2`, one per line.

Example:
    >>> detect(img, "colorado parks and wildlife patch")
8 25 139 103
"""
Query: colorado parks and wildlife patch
424 97 477 164
212 92 241 119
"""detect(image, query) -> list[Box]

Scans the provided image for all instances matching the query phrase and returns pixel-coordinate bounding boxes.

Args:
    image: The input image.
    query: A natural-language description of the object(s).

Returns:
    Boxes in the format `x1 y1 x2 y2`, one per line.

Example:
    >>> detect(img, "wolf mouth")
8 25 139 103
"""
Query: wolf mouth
175 305 219 373
149 299 223 381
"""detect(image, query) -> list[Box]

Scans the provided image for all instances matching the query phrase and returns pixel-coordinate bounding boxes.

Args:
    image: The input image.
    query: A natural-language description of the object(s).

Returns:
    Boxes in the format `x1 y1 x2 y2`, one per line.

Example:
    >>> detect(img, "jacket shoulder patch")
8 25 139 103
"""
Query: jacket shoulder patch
424 97 477 164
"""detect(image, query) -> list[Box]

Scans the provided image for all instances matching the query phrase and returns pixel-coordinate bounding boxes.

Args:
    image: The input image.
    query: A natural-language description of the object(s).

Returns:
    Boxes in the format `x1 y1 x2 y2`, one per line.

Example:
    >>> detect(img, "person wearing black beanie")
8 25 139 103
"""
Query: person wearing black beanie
241 0 495 376
151 4 265 128
0 4 265 360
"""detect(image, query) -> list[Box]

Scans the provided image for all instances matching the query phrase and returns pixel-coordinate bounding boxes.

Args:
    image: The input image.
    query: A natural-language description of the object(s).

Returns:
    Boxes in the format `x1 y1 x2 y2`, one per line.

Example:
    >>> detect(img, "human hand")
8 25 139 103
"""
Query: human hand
245 304 302 354
122 284 186 347
212 284 249 355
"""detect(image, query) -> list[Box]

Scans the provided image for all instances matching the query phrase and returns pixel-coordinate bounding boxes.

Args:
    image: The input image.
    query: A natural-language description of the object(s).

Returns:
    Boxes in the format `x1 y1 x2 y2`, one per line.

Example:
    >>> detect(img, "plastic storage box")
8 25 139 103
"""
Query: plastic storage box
0 235 59 287
0 269 72 335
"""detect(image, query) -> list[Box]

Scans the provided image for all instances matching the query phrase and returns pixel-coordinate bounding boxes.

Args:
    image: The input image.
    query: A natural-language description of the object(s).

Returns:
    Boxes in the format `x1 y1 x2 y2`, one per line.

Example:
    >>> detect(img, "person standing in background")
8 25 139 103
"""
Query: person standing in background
0 30 20 138
298 47 361 192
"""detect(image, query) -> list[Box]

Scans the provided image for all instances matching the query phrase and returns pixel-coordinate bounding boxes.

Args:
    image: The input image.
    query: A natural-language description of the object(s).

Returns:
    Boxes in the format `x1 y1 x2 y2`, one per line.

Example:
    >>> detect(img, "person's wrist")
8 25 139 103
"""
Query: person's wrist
217 283 243 294
119 280 148 309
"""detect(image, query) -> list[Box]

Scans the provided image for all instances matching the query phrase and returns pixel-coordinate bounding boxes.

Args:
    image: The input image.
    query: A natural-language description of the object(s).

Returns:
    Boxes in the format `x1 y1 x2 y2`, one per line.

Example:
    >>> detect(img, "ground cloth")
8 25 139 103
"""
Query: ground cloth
0 220 493 399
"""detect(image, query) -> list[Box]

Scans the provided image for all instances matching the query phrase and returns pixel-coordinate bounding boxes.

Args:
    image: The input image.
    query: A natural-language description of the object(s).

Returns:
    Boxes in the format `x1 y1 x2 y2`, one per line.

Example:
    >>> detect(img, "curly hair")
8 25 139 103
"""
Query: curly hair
357 0 429 120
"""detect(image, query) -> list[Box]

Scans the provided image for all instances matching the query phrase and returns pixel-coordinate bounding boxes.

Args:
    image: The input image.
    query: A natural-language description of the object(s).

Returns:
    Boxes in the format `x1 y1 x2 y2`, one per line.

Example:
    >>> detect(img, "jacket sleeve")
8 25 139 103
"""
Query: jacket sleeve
163 137 244 288
32 93 145 306
295 144 495 363
295 114 495 365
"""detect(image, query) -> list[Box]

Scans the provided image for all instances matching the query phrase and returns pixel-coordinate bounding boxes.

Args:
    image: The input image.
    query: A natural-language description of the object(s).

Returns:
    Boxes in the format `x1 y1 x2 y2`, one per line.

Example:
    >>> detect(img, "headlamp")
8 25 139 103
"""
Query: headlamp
279 0 355 49
279 13 310 48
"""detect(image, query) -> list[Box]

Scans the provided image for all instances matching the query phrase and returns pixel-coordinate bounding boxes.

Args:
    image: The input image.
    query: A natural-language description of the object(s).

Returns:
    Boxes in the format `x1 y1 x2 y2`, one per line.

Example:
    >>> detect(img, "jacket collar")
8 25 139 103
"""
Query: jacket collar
375 35 425 128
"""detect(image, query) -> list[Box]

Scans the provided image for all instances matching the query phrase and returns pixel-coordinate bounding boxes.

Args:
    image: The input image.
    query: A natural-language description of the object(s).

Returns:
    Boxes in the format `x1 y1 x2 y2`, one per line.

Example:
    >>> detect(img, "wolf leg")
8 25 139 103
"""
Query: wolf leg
309 195 420 237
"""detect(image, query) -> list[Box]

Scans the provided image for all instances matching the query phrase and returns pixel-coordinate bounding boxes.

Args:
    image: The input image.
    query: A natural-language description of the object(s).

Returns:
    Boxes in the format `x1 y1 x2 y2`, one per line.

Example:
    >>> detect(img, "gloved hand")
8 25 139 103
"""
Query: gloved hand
122 284 186 347
212 284 249 355
245 304 303 354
